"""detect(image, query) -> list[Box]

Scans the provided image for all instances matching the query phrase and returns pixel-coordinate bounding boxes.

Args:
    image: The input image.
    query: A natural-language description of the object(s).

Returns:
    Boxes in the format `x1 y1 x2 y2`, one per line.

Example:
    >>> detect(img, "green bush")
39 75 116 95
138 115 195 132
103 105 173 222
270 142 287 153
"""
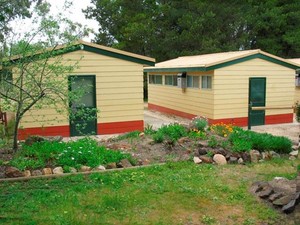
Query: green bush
229 127 292 154
208 136 218 148
152 123 187 144
11 137 131 170
231 139 252 153
190 116 208 131
144 124 156 135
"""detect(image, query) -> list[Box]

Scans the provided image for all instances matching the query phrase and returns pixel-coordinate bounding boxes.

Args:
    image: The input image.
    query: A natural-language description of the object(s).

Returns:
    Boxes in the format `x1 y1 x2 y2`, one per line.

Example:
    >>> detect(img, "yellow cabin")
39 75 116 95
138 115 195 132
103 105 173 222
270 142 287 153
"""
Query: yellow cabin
14 40 155 139
288 58 300 105
144 50 300 127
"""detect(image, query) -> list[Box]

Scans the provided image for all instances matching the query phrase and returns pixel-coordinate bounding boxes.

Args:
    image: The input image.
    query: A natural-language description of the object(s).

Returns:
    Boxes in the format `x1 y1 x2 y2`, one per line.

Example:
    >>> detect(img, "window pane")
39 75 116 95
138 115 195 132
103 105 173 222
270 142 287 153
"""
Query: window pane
149 75 154 84
165 75 173 85
202 76 212 89
156 75 162 84
193 76 199 88
187 76 193 87
207 76 212 89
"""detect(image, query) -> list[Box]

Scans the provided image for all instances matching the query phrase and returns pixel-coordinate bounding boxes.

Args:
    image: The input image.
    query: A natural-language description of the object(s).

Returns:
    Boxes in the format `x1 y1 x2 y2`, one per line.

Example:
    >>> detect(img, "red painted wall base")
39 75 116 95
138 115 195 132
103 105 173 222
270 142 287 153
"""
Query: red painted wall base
18 120 144 140
148 103 293 126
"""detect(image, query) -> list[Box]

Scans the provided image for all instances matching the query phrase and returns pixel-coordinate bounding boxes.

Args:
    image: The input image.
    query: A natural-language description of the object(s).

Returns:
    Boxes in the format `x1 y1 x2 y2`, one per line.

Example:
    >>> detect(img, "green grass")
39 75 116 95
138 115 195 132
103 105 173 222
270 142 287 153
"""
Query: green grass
0 159 298 225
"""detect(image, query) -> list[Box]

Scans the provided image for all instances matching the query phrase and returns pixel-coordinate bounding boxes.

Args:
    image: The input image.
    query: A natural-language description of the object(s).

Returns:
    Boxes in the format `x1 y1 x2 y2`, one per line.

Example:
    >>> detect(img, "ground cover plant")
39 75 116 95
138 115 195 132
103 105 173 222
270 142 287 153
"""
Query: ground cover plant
0 159 298 225
9 137 132 171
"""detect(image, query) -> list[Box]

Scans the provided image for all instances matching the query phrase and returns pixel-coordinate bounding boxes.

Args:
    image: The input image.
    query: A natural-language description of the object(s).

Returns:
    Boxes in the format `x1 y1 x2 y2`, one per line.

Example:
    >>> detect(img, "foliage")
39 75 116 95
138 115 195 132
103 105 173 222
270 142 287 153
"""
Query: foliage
10 137 131 170
208 135 218 148
231 139 252 153
188 128 207 139
152 123 187 144
210 122 233 137
229 127 292 154
295 102 300 122
144 124 156 135
85 0 300 62
189 116 208 132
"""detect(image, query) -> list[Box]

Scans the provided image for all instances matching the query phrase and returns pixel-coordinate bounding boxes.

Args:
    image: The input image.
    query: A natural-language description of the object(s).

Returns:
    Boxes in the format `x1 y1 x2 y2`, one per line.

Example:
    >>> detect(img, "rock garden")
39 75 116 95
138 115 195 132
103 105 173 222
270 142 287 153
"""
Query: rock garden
0 116 299 217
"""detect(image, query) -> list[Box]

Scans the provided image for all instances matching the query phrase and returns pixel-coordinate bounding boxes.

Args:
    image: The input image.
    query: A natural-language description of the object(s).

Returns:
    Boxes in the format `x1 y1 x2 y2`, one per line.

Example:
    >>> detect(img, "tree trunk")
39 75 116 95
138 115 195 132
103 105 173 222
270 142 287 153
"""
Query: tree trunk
13 116 20 152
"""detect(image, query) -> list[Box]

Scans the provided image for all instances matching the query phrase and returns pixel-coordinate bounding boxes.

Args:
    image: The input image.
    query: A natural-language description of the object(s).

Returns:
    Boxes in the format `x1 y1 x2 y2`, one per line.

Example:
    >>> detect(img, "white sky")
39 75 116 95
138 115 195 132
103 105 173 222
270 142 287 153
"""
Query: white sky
46 0 99 41
9 0 99 42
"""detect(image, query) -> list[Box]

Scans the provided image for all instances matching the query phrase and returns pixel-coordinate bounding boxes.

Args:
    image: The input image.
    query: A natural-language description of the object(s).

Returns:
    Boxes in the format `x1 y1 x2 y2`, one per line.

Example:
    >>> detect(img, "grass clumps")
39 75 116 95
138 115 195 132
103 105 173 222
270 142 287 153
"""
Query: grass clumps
9 137 131 170
152 123 187 144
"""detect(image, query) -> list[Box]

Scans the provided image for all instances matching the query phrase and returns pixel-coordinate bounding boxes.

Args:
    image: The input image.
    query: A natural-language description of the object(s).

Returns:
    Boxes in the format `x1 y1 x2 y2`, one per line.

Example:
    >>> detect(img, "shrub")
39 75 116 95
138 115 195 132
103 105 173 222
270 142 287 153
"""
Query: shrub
208 136 218 148
144 124 156 135
210 122 233 137
231 139 252 153
188 129 207 139
228 127 292 154
152 123 187 144
190 116 208 131
11 137 131 170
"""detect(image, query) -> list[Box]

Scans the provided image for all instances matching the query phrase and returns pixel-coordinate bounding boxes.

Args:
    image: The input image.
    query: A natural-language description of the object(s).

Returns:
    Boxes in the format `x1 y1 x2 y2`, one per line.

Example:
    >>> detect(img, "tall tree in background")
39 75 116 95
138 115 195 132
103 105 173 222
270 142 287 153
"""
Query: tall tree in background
85 0 300 61
0 0 42 42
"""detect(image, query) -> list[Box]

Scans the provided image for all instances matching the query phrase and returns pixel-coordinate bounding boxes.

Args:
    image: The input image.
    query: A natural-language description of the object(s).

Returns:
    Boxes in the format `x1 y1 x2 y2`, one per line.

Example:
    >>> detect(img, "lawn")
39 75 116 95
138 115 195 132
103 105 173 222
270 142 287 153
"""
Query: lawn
0 159 298 225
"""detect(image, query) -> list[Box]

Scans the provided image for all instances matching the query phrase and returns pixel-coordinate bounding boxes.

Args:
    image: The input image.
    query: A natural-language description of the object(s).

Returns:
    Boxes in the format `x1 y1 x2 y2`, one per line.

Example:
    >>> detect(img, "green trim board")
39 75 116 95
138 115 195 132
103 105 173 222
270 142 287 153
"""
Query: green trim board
144 53 299 73
82 45 155 66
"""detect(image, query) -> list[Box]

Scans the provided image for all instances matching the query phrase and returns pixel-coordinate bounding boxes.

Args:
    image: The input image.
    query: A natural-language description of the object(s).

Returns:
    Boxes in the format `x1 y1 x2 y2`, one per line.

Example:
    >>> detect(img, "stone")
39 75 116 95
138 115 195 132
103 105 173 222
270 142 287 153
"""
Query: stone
269 177 296 194
44 136 63 142
238 158 244 164
139 132 145 138
250 150 261 163
23 170 31 177
199 155 213 163
262 152 272 160
273 195 293 206
258 186 274 198
241 152 251 162
282 199 296 214
106 162 117 169
53 167 64 174
24 135 45 146
79 166 92 172
120 159 133 168
250 181 269 193
296 174 300 192
269 192 284 202
270 151 280 158
229 157 238 164
42 168 52 175
94 165 106 171
193 156 202 164
31 170 43 176
289 156 296 160
69 167 77 173
198 148 208 155
198 140 209 148
213 154 227 165
178 137 189 144
5 166 24 178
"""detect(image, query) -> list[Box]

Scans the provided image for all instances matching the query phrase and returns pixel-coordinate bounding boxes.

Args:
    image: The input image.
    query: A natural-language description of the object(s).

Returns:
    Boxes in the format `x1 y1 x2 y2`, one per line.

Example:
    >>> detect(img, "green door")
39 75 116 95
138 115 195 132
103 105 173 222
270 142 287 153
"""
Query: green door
69 75 97 136
249 78 266 126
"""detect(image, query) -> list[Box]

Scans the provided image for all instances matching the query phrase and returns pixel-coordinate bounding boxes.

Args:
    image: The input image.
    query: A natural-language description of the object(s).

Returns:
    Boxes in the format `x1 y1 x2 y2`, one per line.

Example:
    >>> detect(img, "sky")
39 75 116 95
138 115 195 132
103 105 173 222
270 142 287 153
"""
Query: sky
9 0 99 42
46 0 99 41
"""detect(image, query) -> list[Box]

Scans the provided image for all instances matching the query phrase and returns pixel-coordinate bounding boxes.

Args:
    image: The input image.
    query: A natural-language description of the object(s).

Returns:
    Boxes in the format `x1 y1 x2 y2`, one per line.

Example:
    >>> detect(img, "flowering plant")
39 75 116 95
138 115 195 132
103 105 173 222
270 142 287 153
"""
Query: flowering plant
209 122 233 137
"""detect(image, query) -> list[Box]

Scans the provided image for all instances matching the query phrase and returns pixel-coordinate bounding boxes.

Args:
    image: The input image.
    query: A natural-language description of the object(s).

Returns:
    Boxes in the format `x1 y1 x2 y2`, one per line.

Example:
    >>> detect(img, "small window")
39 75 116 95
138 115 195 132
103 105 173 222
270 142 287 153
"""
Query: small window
187 75 199 88
201 76 212 89
165 75 177 86
0 68 12 83
149 75 162 85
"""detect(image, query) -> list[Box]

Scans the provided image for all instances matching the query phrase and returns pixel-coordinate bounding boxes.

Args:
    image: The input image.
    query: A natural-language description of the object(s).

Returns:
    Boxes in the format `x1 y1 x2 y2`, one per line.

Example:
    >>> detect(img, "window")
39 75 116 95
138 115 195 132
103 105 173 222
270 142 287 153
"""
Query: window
187 75 199 88
165 75 177 86
149 75 162 84
201 76 212 89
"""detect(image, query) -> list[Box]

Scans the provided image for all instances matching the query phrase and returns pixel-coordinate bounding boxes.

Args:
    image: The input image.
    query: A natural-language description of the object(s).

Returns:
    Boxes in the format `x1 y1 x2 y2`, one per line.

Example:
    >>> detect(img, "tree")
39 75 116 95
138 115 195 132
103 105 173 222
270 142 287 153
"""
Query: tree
85 0 300 60
0 0 43 42
0 1 90 150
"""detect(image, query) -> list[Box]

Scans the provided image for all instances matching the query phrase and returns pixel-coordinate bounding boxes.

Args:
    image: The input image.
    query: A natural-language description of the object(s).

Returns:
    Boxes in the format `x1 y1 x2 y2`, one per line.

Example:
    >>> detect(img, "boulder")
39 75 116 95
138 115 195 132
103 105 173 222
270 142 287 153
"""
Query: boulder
5 166 24 178
69 167 77 173
42 168 52 175
79 166 92 172
241 152 251 162
250 150 261 163
198 140 209 148
213 154 227 165
23 170 31 177
178 137 189 144
229 157 238 164
94 165 106 171
198 148 208 156
269 192 284 202
106 162 117 169
199 155 213 164
238 158 244 164
262 152 272 160
139 132 145 138
273 195 293 206
118 159 133 168
258 185 274 198
282 200 296 214
193 156 202 164
31 170 43 176
53 167 64 174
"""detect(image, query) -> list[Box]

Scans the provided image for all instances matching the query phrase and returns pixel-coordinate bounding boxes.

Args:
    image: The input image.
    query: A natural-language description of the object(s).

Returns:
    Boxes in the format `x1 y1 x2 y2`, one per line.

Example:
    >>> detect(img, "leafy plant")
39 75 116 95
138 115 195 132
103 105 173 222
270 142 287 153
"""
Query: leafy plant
231 139 252 153
210 122 233 137
152 123 187 144
144 124 156 135
208 136 218 148
188 129 207 139
190 116 208 131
